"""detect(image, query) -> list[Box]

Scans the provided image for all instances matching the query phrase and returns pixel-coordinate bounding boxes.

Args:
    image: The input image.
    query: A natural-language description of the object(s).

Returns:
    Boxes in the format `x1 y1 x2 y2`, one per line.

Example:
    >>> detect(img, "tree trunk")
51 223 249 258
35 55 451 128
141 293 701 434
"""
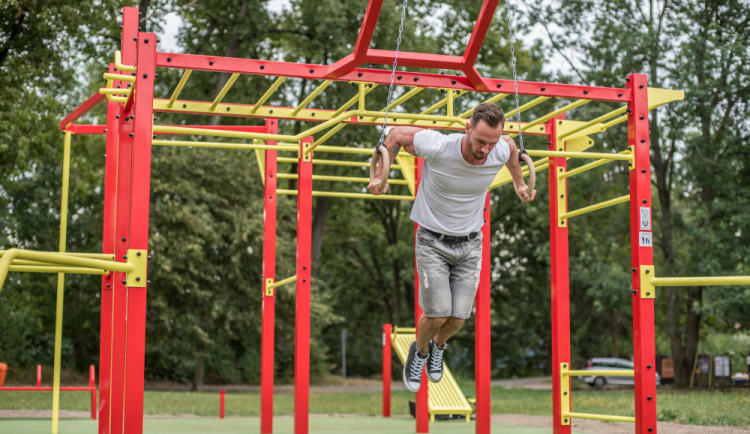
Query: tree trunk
208 2 249 126
193 342 205 391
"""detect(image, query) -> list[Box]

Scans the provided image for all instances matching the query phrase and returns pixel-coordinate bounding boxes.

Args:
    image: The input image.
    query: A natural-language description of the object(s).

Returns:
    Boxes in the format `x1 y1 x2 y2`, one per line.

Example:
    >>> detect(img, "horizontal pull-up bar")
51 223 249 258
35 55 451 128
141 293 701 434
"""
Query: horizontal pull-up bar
559 150 632 179
563 369 634 377
650 276 750 287
559 194 630 221
103 73 135 83
277 157 404 170
277 173 408 185
276 189 414 201
151 139 299 152
9 266 107 275
562 412 635 424
505 96 551 119
526 149 632 161
292 80 333 116
0 249 136 292
267 275 297 289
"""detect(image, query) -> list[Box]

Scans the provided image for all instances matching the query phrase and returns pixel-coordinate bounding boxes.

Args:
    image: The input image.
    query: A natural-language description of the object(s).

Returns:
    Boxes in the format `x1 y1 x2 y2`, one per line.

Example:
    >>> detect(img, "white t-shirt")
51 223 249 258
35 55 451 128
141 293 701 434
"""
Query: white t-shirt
410 129 510 236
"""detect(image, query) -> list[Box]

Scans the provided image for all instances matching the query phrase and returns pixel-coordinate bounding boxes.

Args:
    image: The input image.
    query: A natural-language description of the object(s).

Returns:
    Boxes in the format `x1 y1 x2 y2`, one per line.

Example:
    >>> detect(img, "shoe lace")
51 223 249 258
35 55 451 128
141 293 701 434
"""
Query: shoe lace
410 354 426 380
429 346 444 371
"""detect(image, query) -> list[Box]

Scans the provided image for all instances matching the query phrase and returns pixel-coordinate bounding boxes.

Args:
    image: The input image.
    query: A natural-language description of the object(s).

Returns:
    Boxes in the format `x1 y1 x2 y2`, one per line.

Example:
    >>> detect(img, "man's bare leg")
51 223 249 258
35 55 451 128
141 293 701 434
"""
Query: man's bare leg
416 315 447 354
434 316 465 347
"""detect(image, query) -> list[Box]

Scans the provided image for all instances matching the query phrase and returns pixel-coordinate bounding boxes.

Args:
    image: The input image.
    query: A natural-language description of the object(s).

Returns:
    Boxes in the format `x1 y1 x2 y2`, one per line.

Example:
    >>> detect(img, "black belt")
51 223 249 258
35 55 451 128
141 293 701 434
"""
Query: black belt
423 228 479 243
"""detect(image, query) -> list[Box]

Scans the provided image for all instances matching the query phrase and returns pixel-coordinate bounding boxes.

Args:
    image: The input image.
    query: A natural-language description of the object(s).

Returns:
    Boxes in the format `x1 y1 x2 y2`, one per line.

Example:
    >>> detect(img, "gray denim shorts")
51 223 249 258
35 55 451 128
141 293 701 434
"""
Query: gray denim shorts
415 226 483 319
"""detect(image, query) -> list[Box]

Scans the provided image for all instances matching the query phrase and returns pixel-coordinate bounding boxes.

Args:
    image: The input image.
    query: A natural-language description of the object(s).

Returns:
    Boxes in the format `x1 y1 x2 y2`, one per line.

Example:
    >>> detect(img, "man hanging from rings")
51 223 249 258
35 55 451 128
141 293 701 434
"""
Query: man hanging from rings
368 102 536 392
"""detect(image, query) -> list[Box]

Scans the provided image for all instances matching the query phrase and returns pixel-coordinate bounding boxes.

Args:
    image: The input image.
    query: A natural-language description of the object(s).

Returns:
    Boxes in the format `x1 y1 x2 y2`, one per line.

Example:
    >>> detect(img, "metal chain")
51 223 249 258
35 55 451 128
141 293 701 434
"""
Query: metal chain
377 0 409 146
504 1 525 156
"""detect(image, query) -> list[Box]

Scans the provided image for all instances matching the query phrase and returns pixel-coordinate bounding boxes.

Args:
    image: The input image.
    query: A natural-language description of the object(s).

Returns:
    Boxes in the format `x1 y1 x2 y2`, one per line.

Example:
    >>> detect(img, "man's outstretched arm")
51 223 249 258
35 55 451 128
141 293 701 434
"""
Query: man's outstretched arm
502 136 536 202
368 126 422 195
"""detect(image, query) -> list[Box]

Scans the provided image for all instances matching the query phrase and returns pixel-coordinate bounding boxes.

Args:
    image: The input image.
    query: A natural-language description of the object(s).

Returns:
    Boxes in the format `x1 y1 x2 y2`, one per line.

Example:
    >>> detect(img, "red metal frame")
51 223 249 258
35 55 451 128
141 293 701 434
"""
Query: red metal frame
475 194 492 434
413 158 429 433
548 114 571 434
294 136 314 434
382 323 392 418
0 365 97 420
49 5 669 434
627 74 657 434
261 119 278 434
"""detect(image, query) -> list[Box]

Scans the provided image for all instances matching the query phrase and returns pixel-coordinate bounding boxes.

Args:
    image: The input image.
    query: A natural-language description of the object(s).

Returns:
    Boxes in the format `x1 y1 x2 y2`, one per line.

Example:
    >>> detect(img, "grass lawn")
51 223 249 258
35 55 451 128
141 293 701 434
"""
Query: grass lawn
1 384 748 427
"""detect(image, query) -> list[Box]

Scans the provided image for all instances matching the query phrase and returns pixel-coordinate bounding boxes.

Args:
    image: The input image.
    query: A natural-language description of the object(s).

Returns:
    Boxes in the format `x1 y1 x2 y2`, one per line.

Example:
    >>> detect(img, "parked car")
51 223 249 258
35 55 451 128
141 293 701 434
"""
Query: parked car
577 357 661 389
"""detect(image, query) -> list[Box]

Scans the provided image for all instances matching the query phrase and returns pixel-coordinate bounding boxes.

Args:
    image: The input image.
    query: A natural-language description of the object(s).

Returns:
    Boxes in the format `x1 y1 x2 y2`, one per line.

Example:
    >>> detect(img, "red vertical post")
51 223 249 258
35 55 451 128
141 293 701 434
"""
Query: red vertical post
627 74 657 434
548 115 571 434
475 193 491 434
99 64 121 432
413 158 429 433
106 8 139 434
382 323 392 417
294 136 314 434
37 365 41 387
220 390 226 419
90 365 97 420
261 118 278 434
121 31 156 434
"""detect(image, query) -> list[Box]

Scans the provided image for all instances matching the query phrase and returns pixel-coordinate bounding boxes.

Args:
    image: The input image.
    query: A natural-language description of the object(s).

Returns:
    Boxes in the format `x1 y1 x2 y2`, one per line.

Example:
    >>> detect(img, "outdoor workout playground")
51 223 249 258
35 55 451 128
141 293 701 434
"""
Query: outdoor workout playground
1 1 749 434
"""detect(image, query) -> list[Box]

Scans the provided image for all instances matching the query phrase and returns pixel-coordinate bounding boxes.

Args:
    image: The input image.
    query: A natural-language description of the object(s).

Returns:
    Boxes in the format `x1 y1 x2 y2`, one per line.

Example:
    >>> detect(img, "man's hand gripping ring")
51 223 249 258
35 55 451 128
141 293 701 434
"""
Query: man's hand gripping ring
519 150 536 193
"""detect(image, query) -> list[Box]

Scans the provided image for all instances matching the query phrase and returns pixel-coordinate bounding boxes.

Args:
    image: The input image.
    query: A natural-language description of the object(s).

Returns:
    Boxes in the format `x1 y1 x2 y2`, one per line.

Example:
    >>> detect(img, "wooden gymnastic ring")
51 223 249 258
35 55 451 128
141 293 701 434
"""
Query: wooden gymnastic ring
370 145 390 192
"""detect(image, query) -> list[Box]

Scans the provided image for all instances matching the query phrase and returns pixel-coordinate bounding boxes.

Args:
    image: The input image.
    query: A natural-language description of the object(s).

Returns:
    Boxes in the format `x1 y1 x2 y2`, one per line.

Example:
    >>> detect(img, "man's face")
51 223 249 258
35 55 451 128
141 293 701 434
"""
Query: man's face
465 119 503 160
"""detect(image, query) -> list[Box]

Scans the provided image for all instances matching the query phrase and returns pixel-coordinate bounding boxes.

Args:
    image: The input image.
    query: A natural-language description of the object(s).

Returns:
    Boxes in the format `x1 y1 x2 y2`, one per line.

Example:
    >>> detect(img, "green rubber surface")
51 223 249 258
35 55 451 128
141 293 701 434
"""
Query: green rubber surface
0 415 564 433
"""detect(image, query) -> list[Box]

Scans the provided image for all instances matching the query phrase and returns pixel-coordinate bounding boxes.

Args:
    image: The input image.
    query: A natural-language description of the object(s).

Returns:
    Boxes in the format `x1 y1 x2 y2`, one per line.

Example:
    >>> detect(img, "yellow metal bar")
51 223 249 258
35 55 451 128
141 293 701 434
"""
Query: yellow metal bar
459 93 510 118
276 189 414 201
447 89 454 117
107 96 129 103
114 50 136 72
276 173 408 185
311 123 348 148
8 266 107 274
363 86 423 123
209 73 240 111
292 80 333 116
526 149 633 161
601 114 628 130
505 96 551 119
650 276 750 287
151 139 298 152
250 76 286 113
408 90 465 124
51 131 72 433
166 69 193 108
358 83 366 111
103 73 135 83
509 100 591 138
99 88 131 95
559 195 630 221
277 157 403 170
559 150 632 179
0 251 115 261
559 106 628 140
563 412 635 423
564 369 635 376
152 125 299 142
267 275 297 289
333 84 377 117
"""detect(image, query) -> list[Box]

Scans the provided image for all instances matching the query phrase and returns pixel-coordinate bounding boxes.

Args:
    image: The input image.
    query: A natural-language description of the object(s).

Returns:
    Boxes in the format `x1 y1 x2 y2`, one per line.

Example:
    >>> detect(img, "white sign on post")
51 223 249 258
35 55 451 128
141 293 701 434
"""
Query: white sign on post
639 232 653 247
640 207 651 230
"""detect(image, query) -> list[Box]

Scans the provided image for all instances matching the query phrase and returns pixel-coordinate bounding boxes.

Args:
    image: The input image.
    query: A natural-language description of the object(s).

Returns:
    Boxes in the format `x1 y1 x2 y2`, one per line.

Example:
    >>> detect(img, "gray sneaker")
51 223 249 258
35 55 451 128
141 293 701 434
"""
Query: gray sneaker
427 340 446 383
403 341 428 392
